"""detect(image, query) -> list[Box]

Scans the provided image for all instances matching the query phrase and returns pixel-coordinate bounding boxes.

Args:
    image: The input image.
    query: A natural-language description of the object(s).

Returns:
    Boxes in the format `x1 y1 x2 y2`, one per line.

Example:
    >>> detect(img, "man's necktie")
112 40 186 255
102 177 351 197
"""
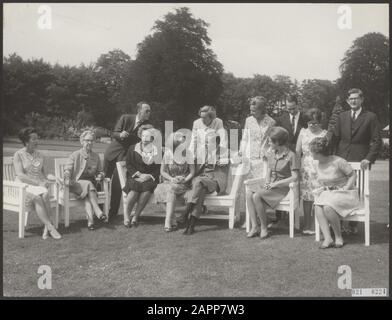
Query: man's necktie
351 111 356 122
291 115 295 133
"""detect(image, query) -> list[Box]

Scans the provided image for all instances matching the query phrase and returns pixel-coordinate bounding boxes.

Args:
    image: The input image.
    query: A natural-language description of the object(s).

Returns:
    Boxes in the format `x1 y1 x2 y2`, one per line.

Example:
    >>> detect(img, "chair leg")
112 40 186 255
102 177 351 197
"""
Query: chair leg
55 203 59 229
365 217 370 246
245 198 250 233
229 206 235 229
65 204 70 228
24 210 29 227
294 207 300 230
19 208 25 239
315 215 320 242
289 209 294 238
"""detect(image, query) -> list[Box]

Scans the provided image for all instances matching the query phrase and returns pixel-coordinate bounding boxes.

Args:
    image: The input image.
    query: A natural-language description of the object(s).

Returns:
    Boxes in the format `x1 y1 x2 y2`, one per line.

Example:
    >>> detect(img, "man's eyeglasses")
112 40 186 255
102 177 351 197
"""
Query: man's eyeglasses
307 122 320 126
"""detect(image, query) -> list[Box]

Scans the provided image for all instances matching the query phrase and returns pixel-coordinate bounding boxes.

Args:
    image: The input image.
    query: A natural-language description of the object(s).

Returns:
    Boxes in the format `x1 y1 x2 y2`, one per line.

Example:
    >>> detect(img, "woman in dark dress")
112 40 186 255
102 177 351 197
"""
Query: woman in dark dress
246 126 299 239
123 126 160 227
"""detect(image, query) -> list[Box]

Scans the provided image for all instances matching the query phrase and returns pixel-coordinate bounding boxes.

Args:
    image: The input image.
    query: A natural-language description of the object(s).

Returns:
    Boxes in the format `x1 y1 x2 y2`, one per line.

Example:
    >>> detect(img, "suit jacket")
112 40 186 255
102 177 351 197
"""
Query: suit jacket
333 110 381 163
104 114 151 162
64 149 103 183
275 112 307 151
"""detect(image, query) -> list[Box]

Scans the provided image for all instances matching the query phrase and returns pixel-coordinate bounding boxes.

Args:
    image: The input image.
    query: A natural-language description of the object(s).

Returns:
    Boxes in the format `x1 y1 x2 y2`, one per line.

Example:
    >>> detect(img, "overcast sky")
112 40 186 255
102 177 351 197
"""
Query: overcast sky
3 3 389 82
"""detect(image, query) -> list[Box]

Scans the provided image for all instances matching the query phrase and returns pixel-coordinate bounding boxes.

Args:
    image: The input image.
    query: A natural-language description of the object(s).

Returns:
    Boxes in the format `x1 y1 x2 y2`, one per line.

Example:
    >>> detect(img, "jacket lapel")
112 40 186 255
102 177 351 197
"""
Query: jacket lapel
351 110 366 137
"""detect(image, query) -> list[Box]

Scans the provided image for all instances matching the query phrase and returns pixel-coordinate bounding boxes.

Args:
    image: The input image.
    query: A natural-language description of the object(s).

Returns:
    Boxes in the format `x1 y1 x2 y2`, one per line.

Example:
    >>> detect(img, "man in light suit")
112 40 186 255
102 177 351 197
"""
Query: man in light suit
332 88 382 233
275 94 308 151
104 101 152 221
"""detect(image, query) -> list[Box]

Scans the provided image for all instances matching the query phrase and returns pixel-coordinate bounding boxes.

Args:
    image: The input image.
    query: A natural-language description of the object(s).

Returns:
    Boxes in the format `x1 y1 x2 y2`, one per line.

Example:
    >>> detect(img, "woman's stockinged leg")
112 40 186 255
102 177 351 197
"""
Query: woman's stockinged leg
246 190 259 232
88 190 103 217
165 201 175 229
315 205 334 246
33 196 52 226
253 192 268 237
124 191 139 223
134 191 152 219
303 200 314 231
324 206 343 245
84 198 94 226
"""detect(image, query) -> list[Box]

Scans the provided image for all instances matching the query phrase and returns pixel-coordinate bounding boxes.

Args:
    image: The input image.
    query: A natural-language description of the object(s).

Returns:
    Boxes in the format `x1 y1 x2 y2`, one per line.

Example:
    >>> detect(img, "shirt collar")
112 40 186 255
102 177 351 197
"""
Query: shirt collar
352 107 362 116
81 149 90 159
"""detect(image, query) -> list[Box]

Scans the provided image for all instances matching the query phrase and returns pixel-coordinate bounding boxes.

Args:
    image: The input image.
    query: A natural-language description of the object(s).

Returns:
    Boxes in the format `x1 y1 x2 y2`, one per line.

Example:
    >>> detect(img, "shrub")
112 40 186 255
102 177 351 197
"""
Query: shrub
378 140 390 160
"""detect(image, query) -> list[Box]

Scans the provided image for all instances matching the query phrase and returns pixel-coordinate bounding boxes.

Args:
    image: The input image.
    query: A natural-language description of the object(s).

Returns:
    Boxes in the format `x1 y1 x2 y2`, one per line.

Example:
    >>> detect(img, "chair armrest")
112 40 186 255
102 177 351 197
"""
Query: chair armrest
3 181 27 205
3 180 28 188
244 177 263 186
289 181 299 189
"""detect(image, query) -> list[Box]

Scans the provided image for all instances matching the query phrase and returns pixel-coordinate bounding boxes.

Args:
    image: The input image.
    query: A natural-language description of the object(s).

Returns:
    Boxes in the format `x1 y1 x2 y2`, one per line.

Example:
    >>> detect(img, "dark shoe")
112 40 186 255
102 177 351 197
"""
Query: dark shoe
124 221 131 228
259 231 270 240
130 219 139 228
98 214 107 222
183 215 197 235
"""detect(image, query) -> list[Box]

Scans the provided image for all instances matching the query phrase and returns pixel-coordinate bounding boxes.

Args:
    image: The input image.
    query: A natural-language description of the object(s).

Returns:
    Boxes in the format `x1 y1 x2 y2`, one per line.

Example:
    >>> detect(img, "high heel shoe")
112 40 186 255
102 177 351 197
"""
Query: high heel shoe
246 229 260 238
42 225 49 240
47 224 62 240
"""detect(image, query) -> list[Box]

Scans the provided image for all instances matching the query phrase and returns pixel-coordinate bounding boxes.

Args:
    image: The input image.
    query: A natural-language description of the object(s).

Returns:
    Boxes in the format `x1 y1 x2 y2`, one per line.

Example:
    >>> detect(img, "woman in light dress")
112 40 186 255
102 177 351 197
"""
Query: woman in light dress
237 96 276 218
295 108 327 235
13 127 61 239
155 131 195 232
310 137 360 249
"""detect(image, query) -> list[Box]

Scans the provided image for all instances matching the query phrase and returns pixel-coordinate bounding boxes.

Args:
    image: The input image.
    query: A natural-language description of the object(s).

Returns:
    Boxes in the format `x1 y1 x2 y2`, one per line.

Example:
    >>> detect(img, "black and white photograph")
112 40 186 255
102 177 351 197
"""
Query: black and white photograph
2 2 390 301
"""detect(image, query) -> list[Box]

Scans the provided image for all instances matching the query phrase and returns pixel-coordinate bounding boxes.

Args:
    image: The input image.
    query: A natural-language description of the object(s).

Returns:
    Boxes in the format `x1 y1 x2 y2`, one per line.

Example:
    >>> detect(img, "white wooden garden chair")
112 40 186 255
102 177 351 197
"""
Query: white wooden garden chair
3 156 57 238
54 155 111 227
315 162 371 246
244 160 300 238
116 161 245 229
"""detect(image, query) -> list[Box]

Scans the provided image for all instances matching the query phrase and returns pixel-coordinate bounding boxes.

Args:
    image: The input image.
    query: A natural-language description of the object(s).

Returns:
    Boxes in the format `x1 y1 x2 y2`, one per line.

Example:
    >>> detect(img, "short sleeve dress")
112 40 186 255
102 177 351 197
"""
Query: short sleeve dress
313 156 361 217
13 148 47 211
154 148 194 203
248 148 300 209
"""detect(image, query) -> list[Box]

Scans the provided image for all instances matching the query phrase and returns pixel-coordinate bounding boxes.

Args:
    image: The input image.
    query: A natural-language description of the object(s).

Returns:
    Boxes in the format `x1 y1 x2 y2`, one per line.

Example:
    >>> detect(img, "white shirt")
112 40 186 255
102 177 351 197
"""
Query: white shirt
351 107 362 121
133 115 141 130
290 112 300 134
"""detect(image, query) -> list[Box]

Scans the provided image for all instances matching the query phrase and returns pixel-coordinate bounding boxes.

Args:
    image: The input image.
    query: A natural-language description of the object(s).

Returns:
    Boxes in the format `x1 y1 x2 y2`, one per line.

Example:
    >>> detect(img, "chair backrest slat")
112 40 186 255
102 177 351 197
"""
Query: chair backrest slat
348 162 369 203
3 157 16 181
116 161 127 189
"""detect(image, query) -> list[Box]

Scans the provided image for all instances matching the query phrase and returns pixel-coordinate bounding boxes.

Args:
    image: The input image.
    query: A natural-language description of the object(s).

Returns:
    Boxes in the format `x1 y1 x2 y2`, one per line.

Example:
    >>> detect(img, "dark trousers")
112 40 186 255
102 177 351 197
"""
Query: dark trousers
104 155 123 218
188 177 218 218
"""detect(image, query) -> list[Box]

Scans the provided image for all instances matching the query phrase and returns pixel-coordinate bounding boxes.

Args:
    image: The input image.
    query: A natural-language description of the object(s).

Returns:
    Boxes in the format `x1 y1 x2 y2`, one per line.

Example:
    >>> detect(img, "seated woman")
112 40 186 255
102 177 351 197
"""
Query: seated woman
13 127 61 239
122 125 160 228
246 126 299 239
63 130 106 230
155 131 195 232
310 137 360 249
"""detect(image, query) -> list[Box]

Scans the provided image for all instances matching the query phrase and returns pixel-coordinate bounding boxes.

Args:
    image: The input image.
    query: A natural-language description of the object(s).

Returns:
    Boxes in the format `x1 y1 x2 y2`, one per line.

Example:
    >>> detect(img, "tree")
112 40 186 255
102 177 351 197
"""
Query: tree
337 32 389 125
124 7 223 129
300 79 337 116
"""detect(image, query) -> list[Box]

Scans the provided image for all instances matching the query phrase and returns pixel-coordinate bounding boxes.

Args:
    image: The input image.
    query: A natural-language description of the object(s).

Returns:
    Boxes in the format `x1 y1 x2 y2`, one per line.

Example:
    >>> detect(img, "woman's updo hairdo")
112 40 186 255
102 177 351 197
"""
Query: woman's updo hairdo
137 124 154 139
18 127 37 146
309 137 329 156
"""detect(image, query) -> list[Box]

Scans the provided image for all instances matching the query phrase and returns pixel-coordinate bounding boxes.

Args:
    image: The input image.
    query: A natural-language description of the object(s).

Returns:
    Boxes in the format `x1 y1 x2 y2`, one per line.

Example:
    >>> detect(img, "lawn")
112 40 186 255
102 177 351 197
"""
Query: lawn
2 144 389 297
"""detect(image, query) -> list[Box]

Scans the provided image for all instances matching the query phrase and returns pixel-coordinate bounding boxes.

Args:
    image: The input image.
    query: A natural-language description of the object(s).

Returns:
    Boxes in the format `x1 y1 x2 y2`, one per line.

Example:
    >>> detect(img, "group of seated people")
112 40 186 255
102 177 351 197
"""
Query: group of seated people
12 94 367 249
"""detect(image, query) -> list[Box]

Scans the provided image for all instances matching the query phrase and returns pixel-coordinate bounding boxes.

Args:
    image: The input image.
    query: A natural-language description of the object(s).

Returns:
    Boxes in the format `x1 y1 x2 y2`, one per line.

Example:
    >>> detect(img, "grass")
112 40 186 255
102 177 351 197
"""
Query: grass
2 145 389 297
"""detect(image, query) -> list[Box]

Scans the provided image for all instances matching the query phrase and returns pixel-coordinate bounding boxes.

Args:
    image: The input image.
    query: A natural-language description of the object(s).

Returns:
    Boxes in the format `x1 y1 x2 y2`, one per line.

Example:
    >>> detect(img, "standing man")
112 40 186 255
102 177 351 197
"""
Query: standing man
332 88 382 233
275 94 307 151
104 101 152 221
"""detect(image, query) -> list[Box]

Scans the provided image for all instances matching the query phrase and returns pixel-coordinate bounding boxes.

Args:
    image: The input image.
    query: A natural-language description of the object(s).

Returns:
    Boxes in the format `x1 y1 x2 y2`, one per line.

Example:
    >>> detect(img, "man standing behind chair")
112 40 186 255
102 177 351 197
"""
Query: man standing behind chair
104 101 152 221
275 94 307 151
331 88 382 233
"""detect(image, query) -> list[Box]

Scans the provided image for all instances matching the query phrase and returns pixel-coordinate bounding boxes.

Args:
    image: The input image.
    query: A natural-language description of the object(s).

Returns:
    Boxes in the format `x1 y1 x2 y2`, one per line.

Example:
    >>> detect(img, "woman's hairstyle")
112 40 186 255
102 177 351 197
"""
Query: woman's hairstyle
305 108 323 124
137 123 155 140
18 127 37 146
79 130 95 144
250 96 267 113
198 105 217 120
172 131 186 150
269 126 289 146
309 137 329 156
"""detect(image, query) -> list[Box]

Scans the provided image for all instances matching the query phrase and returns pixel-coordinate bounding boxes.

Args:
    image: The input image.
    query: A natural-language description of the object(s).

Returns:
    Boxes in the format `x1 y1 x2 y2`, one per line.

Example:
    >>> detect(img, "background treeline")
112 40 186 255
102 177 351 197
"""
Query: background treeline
2 7 389 139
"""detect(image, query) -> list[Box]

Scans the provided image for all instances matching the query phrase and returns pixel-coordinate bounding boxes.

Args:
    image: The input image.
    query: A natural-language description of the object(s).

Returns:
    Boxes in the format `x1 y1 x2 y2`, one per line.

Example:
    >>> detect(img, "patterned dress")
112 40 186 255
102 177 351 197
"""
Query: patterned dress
154 149 194 203
297 128 327 201
313 156 361 217
13 148 47 211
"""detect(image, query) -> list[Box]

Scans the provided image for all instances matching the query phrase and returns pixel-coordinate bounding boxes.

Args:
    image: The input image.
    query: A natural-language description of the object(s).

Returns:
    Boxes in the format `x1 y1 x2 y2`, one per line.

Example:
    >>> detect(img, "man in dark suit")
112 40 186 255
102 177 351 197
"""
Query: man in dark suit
104 101 152 221
275 94 308 151
332 88 382 233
